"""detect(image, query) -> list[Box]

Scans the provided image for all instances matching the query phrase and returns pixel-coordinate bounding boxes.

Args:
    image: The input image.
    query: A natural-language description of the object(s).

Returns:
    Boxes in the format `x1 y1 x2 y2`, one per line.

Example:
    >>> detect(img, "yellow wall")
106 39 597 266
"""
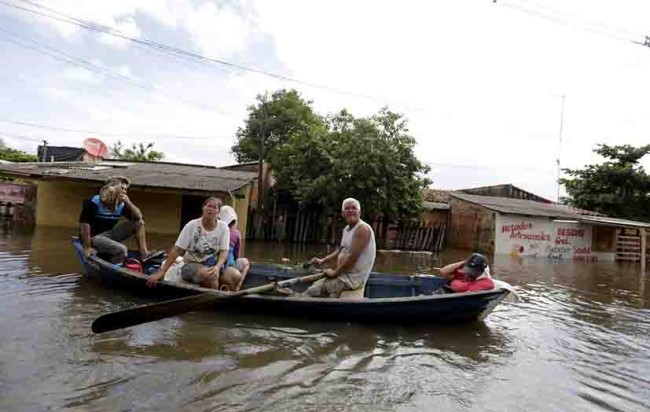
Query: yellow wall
36 181 98 229
230 185 252 240
35 180 253 236
36 180 182 234
127 188 182 234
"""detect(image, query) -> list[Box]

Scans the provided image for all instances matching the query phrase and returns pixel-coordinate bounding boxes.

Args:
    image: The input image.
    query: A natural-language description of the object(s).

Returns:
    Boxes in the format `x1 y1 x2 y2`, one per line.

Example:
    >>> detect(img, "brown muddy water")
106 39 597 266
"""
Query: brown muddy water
1 226 649 411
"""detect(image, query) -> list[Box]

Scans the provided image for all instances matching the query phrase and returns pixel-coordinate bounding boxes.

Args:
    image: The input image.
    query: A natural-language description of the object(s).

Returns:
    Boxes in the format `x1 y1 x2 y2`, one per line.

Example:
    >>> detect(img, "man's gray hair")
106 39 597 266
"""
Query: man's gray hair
341 197 361 211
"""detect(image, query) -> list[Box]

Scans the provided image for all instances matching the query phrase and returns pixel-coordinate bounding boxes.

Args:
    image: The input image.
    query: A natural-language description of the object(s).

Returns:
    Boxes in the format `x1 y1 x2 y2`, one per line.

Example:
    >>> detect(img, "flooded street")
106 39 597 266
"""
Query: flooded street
1 226 649 411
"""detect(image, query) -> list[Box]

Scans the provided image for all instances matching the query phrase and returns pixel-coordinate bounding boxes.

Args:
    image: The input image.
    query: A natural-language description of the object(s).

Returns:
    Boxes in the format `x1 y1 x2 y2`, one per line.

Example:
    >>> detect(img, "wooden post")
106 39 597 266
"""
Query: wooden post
641 227 647 271
293 209 301 242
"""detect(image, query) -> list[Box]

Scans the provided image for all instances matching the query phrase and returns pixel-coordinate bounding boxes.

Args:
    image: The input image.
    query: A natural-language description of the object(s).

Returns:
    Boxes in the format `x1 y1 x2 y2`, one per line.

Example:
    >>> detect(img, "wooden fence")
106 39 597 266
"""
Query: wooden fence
246 209 447 252
388 220 447 251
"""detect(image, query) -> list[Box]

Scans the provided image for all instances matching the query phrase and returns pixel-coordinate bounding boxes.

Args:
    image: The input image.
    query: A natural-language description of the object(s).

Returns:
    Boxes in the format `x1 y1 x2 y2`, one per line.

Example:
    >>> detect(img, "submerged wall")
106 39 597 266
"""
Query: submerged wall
35 180 251 236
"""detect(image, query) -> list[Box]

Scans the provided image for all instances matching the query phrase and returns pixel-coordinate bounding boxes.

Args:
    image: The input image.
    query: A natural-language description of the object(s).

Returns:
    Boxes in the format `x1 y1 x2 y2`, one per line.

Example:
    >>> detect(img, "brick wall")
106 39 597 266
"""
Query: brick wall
449 198 495 253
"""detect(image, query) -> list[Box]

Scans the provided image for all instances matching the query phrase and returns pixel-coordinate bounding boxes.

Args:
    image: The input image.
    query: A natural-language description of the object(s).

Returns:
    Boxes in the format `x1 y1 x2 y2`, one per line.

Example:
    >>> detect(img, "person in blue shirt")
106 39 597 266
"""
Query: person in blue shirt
79 176 149 263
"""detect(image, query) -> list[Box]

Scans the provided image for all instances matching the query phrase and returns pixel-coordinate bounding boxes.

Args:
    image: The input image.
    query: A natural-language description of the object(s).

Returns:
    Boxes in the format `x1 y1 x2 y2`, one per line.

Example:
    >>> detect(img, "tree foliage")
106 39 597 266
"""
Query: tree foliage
560 144 650 221
0 140 37 162
231 89 325 163
272 107 431 219
110 141 165 162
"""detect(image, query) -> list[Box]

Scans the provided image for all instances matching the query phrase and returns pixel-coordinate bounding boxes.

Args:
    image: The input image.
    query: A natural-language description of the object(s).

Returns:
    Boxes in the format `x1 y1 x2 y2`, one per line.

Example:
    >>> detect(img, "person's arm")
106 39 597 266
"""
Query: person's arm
147 245 186 286
438 260 466 280
148 222 193 286
325 225 371 278
79 199 96 258
233 233 241 261
312 249 340 266
80 223 95 258
207 223 230 276
120 192 143 221
210 249 228 275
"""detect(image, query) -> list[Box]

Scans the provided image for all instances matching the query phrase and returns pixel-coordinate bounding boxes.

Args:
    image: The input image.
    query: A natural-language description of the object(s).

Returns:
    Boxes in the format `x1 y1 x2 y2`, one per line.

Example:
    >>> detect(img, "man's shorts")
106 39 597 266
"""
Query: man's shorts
305 277 349 298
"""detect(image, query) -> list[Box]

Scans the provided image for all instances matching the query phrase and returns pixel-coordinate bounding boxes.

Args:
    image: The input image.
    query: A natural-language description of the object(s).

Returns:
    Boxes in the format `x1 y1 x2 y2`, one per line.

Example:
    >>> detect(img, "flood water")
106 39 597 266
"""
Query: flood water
1 225 649 411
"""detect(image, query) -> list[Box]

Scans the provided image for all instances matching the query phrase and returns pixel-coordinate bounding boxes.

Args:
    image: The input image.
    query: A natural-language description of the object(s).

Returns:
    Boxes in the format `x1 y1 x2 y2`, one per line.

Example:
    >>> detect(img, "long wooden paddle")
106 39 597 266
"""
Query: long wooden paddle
91 272 325 334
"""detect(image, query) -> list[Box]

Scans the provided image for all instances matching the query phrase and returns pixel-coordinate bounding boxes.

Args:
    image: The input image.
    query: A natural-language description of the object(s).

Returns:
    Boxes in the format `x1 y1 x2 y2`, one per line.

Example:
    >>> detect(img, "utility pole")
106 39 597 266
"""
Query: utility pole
556 95 565 203
257 100 266 212
255 99 267 239
41 139 48 162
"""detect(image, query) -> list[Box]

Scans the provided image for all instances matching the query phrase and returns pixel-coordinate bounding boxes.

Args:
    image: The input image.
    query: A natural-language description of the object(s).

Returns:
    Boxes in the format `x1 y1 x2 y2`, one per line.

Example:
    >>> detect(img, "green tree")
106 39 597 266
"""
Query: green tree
0 140 37 162
110 141 165 162
560 144 650 221
273 108 431 221
231 89 325 163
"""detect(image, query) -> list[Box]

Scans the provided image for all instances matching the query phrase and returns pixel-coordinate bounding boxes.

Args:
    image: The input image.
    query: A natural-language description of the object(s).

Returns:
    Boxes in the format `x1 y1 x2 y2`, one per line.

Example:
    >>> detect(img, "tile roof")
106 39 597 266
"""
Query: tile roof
422 188 451 203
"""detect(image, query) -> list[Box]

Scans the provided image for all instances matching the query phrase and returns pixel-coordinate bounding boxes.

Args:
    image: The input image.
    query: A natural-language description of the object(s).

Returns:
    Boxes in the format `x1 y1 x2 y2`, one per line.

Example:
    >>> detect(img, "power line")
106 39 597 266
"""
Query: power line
497 0 649 47
0 118 233 141
0 130 42 143
1 0 424 111
518 0 646 39
0 26 236 116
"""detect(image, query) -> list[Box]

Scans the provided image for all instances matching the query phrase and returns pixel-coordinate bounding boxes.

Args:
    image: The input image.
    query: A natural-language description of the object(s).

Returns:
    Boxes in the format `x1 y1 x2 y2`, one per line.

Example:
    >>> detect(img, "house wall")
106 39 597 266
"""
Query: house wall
222 162 270 210
449 198 495 253
494 214 594 259
35 180 252 235
229 184 252 253
593 226 615 252
127 189 182 234
420 210 448 226
36 181 97 229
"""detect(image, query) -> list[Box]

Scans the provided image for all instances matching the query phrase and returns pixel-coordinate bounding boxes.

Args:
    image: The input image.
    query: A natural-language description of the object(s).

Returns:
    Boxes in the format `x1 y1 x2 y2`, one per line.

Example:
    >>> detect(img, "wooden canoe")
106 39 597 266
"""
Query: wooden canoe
72 238 512 322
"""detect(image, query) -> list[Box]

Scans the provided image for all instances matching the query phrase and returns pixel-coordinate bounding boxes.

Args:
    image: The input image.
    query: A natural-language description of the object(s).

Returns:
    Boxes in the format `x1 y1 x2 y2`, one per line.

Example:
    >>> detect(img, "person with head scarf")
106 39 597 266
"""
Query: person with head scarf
218 205 250 291
78 176 149 263
438 253 495 292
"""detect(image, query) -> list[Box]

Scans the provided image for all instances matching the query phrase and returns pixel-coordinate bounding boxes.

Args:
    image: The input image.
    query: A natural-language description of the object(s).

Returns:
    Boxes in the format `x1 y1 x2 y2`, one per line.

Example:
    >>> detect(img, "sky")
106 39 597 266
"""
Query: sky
0 0 649 201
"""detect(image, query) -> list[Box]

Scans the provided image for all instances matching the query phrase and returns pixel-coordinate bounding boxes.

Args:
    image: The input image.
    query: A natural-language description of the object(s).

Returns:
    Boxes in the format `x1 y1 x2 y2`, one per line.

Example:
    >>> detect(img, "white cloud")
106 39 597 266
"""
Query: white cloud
3 0 650 200
116 65 136 80
248 0 650 199
62 66 101 84
184 2 251 59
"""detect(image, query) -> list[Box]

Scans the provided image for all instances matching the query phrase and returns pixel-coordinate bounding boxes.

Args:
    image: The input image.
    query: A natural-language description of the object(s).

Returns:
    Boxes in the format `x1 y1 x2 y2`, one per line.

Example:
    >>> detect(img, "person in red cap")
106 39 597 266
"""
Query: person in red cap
438 253 495 292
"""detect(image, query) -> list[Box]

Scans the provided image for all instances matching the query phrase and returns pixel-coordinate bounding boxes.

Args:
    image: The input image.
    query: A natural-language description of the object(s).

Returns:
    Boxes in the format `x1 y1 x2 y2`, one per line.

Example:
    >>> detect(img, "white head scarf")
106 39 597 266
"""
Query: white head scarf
219 205 238 226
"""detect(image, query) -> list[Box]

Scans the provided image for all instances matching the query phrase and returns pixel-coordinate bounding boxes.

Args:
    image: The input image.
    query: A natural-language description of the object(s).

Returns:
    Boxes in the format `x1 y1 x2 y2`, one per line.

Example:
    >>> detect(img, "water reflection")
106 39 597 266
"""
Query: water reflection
1 226 649 411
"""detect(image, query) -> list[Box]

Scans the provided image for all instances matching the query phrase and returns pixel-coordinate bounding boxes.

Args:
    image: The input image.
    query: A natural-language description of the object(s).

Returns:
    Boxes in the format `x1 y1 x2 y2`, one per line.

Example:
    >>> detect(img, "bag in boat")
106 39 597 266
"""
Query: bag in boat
163 257 185 283
125 258 142 273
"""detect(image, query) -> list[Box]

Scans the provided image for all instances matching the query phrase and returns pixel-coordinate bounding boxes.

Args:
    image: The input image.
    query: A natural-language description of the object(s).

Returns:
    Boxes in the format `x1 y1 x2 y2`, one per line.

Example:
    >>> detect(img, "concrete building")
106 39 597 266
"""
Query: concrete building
447 190 649 263
0 160 257 235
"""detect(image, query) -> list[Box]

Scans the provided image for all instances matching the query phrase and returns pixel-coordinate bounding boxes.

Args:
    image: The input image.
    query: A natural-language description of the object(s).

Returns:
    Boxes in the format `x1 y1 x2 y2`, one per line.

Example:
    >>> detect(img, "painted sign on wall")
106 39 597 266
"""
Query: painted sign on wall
0 183 32 204
495 214 593 259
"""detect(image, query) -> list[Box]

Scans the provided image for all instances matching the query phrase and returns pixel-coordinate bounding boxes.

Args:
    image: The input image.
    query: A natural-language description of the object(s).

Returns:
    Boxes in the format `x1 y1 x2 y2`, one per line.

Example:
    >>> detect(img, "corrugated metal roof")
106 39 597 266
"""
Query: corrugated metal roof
423 201 450 210
450 192 650 228
0 161 257 193
459 183 554 203
579 215 650 228
450 192 579 218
